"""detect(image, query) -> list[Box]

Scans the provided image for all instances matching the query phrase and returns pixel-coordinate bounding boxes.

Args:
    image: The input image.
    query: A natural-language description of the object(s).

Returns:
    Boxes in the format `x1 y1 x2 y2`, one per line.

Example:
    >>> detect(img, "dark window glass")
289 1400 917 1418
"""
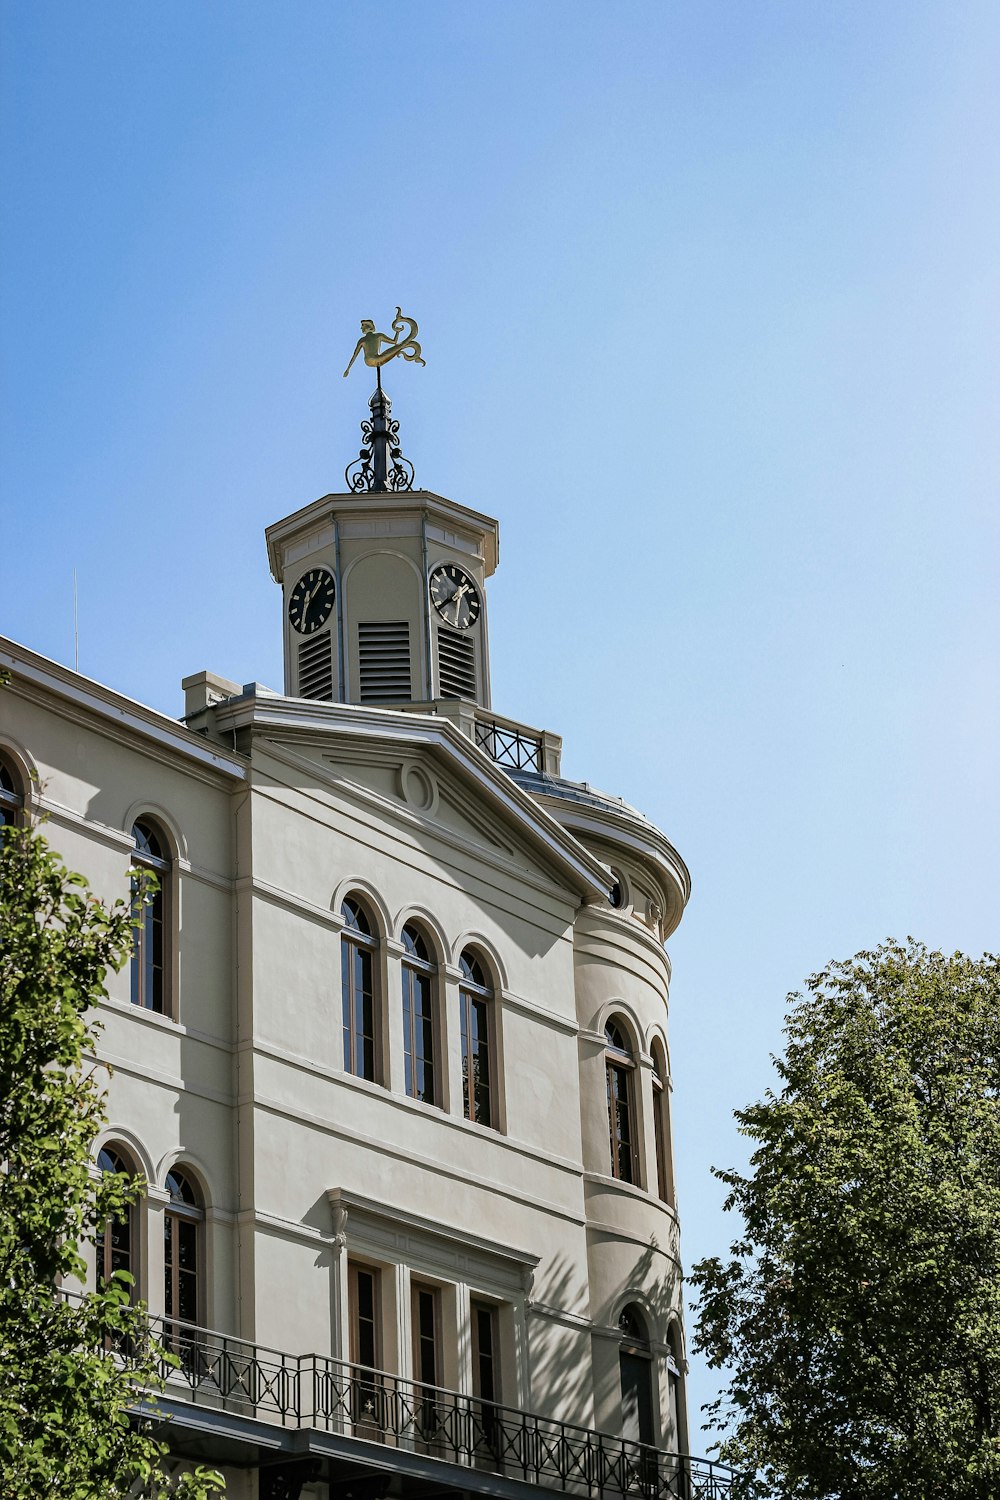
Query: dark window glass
348 1263 384 1432
605 1019 629 1053
349 1264 381 1369
130 820 168 1013
618 1305 644 1340
652 1047 672 1204
166 1167 198 1206
342 897 372 936
459 950 494 1129
459 952 487 989
0 758 24 831
97 1147 134 1295
471 1301 498 1404
619 1304 654 1446
402 925 435 1104
164 1168 202 1349
471 1299 500 1461
413 1284 439 1387
341 898 377 1081
402 925 429 961
606 1019 637 1185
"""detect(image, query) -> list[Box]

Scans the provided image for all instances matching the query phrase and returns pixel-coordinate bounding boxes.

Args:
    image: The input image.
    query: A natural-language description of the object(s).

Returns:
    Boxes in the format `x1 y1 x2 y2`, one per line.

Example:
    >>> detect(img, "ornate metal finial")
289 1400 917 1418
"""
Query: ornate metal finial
343 308 424 492
345 385 415 493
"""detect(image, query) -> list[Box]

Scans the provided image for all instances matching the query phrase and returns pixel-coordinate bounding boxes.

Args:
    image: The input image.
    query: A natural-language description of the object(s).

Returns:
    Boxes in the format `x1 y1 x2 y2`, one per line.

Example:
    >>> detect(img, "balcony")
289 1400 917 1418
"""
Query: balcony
131 1315 736 1500
396 700 562 777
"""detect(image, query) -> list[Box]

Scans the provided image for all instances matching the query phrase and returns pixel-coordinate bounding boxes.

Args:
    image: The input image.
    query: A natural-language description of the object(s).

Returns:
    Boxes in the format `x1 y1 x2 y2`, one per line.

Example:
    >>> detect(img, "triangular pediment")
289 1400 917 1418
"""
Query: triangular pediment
313 741 516 856
231 700 608 902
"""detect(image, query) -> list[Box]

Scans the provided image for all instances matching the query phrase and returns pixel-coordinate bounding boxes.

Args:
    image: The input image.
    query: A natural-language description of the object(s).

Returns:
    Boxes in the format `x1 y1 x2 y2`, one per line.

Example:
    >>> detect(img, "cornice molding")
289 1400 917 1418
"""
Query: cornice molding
265 488 500 582
0 637 247 783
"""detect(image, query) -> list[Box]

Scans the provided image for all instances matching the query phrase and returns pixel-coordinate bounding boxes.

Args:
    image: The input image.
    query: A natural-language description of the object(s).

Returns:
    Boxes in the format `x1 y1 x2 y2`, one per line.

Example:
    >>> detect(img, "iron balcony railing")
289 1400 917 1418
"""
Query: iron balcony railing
131 1315 736 1500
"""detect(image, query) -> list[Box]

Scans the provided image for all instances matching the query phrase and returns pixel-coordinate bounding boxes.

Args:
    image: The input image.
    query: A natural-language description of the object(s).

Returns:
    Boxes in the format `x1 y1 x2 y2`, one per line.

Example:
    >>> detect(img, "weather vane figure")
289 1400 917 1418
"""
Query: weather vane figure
343 308 425 387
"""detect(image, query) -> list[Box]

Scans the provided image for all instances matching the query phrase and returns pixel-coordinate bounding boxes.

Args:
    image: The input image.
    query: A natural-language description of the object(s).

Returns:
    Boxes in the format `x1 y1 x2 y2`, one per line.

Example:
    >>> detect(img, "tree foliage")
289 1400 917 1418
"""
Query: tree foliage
690 940 1000 1500
0 820 224 1498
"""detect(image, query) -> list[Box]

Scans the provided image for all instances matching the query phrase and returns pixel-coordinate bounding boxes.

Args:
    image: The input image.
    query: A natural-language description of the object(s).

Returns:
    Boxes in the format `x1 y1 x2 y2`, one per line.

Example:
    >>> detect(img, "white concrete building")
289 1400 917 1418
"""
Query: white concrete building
0 386 730 1499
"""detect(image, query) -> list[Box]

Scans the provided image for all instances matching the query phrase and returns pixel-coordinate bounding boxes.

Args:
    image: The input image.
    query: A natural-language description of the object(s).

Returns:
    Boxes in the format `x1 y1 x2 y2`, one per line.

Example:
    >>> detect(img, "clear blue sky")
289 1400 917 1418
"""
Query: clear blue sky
2 0 998 1448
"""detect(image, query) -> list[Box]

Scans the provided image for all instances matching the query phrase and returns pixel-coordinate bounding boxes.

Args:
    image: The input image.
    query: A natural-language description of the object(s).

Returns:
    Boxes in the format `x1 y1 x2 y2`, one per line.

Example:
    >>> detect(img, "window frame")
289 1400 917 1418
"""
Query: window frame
617 1303 656 1447
0 753 25 831
96 1145 138 1300
130 820 171 1016
651 1043 673 1205
458 950 495 1130
401 924 438 1106
347 1259 385 1432
163 1166 204 1353
605 1019 640 1186
341 897 380 1083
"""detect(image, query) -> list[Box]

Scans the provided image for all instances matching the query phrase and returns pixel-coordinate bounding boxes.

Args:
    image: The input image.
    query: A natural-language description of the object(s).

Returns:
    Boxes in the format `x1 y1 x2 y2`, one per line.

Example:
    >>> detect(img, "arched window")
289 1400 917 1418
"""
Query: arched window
97 1146 136 1297
618 1304 655 1447
665 1324 683 1448
130 820 169 1013
401 924 436 1104
342 897 379 1082
459 950 494 1129
0 754 24 831
651 1042 673 1205
164 1167 203 1349
605 1019 638 1185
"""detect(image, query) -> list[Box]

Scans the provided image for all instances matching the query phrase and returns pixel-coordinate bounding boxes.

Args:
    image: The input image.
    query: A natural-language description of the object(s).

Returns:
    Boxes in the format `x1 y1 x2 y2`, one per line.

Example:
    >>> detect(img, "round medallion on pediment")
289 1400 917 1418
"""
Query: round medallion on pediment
398 762 437 815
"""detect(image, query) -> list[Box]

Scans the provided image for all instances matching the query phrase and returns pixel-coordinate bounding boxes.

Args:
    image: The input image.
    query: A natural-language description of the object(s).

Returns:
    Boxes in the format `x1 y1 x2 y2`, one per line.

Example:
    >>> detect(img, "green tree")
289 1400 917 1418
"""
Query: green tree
0 819 224 1498
690 940 1000 1500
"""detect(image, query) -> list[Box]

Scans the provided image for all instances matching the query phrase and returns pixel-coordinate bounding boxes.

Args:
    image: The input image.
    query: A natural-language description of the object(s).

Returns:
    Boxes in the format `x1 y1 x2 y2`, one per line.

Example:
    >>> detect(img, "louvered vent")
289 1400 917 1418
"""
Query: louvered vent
358 621 411 702
298 632 334 701
438 627 477 700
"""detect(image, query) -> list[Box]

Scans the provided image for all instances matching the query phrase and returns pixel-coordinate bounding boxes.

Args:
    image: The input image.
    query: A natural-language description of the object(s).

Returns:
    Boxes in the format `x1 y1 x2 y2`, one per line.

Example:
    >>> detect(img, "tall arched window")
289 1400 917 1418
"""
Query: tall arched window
130 820 169 1013
618 1304 655 1447
342 897 379 1082
164 1167 203 1351
459 950 494 1129
605 1019 638 1185
651 1042 673 1205
666 1324 683 1449
401 924 436 1104
0 754 24 831
97 1146 136 1297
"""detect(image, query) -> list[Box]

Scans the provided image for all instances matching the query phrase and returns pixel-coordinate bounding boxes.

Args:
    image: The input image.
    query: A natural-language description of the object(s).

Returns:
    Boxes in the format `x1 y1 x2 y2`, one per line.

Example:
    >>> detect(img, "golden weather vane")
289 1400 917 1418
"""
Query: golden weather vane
343 307 426 382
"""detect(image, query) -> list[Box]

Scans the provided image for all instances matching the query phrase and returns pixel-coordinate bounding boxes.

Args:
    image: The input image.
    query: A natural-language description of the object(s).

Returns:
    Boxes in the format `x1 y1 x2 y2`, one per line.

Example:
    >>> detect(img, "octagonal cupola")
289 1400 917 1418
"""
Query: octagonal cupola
265 385 499 709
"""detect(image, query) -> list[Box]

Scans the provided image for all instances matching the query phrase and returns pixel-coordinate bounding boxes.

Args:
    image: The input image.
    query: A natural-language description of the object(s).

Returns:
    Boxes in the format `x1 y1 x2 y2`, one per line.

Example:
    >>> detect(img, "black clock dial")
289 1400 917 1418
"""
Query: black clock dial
288 566 336 635
429 564 481 630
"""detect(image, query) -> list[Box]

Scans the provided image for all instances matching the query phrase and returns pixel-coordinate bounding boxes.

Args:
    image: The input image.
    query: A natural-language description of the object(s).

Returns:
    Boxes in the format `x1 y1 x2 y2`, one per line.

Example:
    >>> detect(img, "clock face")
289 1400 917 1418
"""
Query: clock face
288 566 336 635
429 564 481 630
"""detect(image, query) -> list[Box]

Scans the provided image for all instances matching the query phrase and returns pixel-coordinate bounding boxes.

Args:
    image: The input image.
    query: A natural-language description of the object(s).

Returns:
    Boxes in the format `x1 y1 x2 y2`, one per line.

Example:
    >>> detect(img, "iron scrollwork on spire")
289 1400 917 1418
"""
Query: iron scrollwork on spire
345 386 415 493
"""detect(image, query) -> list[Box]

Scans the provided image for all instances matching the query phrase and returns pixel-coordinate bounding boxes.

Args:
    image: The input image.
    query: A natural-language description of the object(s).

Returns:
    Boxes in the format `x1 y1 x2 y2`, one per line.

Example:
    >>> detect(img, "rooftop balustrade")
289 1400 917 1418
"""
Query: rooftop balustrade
396 699 562 776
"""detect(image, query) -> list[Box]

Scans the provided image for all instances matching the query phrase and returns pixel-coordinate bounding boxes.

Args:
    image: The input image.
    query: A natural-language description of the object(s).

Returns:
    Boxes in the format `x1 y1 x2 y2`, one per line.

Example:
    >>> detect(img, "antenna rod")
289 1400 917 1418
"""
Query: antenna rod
73 570 79 673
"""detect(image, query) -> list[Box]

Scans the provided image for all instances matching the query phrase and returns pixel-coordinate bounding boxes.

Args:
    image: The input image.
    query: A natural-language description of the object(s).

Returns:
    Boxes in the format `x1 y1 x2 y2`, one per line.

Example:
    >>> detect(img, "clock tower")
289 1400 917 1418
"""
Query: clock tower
265 385 499 709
